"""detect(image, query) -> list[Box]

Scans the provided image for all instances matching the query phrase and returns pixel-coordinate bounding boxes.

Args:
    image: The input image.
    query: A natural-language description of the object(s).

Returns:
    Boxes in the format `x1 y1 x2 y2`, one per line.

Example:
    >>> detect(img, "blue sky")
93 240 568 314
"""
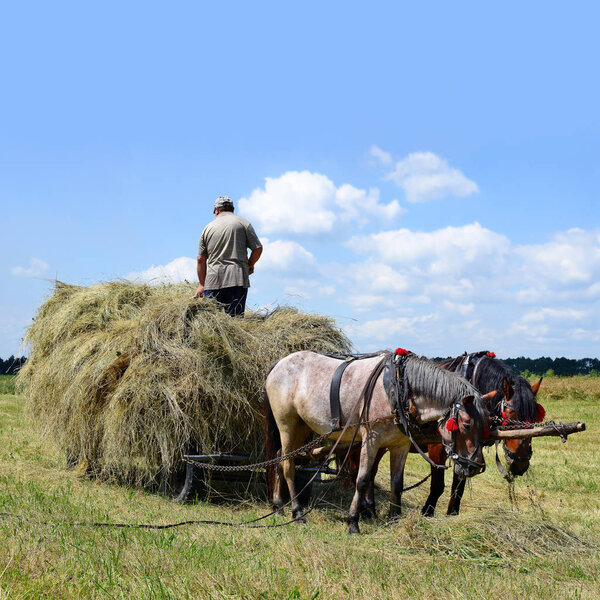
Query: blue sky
1 1 599 359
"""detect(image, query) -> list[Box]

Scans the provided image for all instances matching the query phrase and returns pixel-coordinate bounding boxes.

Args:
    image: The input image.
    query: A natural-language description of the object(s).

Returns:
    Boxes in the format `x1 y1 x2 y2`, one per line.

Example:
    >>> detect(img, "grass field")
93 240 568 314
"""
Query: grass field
0 376 598 599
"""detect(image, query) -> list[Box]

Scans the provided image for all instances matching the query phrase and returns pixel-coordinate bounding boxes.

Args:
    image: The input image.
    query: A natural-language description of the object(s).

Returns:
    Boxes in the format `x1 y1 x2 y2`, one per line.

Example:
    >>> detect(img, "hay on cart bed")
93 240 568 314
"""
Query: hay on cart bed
17 281 351 485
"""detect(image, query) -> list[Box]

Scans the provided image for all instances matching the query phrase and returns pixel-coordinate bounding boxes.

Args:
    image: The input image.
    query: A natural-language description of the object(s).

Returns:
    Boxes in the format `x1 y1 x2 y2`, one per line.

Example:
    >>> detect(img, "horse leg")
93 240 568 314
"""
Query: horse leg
389 443 410 521
447 473 467 516
271 461 288 511
280 425 310 522
421 443 447 517
348 436 378 535
361 447 386 520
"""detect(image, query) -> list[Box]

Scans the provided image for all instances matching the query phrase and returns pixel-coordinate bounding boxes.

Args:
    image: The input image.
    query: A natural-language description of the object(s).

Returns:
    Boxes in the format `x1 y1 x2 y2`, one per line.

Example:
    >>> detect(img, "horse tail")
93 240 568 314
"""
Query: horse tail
264 383 282 502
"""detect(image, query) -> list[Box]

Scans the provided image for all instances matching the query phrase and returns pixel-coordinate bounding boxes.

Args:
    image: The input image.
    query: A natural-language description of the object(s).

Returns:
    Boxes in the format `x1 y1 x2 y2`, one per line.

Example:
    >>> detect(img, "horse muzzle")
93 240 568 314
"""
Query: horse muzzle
451 453 486 478
504 440 532 477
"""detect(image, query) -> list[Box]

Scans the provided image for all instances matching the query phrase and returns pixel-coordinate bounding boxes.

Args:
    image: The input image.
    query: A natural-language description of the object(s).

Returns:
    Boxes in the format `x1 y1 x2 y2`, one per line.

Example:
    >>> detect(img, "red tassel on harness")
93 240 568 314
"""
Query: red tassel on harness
395 347 409 356
502 410 509 426
486 352 496 358
483 425 490 439
446 417 458 432
536 404 546 422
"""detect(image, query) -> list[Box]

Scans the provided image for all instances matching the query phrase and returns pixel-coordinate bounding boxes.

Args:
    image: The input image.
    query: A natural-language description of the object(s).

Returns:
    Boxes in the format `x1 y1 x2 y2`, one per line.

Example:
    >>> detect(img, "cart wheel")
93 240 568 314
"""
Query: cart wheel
160 454 206 503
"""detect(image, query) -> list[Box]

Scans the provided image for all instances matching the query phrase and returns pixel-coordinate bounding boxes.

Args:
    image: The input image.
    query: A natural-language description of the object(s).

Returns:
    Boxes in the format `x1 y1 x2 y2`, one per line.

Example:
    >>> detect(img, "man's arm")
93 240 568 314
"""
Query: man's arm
248 246 262 275
195 256 207 298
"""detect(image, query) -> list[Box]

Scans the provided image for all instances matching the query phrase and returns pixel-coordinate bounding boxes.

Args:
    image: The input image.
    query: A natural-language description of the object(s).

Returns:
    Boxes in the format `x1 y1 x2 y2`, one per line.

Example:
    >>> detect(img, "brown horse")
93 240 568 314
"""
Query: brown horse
421 353 543 516
264 351 493 534
353 353 544 518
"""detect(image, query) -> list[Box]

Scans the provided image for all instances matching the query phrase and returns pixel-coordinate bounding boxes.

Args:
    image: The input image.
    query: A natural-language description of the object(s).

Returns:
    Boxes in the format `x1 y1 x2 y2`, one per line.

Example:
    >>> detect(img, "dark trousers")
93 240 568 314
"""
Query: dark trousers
203 286 248 316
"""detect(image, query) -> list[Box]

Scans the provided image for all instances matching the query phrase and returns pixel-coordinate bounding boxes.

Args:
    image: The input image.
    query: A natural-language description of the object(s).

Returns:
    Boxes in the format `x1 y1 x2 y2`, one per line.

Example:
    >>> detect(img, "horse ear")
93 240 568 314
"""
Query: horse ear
531 377 543 396
480 390 498 408
502 378 513 400
461 395 475 407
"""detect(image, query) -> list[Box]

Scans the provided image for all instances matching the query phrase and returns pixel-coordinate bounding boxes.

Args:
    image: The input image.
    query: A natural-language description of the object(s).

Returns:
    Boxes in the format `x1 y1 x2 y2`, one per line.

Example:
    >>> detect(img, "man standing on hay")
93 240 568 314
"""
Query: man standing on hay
194 196 262 316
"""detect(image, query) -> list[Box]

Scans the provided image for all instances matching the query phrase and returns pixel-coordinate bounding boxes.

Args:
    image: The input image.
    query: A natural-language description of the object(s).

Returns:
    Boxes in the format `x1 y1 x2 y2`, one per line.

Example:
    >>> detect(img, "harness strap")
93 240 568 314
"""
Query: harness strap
460 350 490 382
387 353 450 471
495 441 512 481
329 357 356 430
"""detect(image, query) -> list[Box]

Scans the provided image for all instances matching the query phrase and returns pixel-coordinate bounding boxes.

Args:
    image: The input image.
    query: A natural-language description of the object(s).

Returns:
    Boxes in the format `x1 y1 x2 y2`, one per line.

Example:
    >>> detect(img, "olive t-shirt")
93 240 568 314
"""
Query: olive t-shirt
198 212 262 289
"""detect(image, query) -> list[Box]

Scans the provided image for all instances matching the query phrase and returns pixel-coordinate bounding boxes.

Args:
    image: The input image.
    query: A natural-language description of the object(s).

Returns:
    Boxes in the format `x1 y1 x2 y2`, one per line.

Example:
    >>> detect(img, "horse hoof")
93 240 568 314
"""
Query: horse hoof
387 513 401 525
421 507 435 518
360 507 377 521
348 522 360 535
292 512 307 523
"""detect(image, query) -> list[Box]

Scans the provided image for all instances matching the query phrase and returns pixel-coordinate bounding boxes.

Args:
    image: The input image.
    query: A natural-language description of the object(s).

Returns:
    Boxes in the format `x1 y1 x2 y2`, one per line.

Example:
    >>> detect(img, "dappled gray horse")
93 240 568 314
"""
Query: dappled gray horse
264 350 492 534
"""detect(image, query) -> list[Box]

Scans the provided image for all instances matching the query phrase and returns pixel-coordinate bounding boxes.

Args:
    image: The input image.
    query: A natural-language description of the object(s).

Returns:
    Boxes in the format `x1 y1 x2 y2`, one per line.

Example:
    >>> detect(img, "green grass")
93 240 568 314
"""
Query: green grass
0 375 15 395
0 377 599 599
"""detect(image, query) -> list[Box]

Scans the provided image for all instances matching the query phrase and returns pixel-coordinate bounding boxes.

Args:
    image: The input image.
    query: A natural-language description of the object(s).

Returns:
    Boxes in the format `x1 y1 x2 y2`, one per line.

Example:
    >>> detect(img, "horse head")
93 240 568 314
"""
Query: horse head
500 376 543 477
438 391 495 478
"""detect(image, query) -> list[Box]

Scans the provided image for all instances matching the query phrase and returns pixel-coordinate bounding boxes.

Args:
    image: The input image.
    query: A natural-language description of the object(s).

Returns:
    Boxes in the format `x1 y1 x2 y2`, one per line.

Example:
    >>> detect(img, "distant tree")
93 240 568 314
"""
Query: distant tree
0 356 27 375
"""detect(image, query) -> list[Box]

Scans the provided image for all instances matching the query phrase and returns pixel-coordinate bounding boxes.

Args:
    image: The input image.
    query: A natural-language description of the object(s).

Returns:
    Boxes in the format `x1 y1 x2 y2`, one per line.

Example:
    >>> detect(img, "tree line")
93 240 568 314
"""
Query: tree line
432 356 600 377
0 356 27 375
501 356 600 377
2 355 599 377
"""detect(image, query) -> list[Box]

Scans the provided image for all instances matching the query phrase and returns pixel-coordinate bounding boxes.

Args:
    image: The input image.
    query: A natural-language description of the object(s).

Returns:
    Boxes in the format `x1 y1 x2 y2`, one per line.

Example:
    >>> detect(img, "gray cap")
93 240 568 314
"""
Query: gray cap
214 195 234 209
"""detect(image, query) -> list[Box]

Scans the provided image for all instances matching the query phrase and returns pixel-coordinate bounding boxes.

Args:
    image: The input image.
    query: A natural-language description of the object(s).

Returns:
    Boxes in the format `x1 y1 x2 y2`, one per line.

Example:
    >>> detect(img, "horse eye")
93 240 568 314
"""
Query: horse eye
462 423 472 431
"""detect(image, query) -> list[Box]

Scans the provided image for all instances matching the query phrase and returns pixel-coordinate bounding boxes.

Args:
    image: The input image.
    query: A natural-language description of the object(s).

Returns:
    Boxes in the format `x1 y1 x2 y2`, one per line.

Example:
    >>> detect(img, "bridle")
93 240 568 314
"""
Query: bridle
500 398 533 465
439 401 486 474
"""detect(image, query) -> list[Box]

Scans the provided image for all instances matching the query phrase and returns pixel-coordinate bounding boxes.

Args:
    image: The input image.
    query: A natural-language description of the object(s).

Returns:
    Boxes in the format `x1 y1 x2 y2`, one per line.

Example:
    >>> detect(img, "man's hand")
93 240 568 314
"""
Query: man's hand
196 256 207 298
248 247 262 276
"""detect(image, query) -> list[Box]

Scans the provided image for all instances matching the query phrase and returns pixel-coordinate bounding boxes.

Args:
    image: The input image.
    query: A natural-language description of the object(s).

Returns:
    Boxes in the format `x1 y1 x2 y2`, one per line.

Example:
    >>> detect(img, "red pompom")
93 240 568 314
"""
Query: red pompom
446 417 459 432
483 425 490 439
536 404 546 423
486 352 496 358
395 348 409 356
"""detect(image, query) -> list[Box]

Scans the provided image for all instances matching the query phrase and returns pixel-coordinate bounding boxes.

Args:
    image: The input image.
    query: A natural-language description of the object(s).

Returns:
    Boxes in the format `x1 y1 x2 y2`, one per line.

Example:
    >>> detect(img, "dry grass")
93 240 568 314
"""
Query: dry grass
17 281 351 486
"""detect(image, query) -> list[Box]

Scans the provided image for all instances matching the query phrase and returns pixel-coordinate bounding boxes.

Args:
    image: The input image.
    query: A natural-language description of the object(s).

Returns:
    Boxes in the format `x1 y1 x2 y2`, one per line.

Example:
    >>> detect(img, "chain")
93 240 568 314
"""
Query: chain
184 430 335 472
491 416 563 430
186 416 569 473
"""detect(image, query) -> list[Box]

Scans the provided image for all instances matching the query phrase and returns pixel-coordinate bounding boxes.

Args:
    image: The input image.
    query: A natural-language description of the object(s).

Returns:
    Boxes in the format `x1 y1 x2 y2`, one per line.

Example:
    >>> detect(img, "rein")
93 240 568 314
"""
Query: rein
439 401 486 474
385 352 451 471
1 358 391 534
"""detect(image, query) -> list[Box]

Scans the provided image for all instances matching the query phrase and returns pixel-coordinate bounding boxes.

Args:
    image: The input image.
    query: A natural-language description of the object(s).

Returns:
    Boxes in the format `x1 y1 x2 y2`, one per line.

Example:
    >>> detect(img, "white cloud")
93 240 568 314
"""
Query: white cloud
335 184 404 225
238 170 402 236
258 239 316 274
521 307 588 324
318 285 335 296
11 258 49 278
385 152 479 203
516 228 600 287
350 262 408 293
442 300 475 315
369 145 392 165
349 222 510 279
341 224 600 355
128 257 196 284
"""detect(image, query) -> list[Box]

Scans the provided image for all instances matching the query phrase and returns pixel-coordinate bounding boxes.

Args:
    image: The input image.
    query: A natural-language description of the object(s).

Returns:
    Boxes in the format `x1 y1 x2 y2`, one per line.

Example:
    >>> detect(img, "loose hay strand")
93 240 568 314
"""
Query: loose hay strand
17 281 352 486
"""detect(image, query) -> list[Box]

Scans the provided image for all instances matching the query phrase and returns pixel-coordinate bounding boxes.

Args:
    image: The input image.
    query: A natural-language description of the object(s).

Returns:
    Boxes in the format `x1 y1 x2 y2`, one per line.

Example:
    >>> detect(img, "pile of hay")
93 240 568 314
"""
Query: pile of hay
17 281 351 486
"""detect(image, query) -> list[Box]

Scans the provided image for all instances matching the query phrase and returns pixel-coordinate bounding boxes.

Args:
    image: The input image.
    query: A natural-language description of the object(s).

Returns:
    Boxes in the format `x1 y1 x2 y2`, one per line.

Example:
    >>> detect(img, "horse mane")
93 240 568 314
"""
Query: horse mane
405 355 486 420
471 357 537 421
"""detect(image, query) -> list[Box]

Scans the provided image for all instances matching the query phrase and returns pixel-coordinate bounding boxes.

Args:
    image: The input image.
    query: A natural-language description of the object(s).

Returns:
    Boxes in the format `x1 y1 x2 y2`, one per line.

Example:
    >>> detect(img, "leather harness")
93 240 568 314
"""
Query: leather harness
457 350 530 480
327 351 454 470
